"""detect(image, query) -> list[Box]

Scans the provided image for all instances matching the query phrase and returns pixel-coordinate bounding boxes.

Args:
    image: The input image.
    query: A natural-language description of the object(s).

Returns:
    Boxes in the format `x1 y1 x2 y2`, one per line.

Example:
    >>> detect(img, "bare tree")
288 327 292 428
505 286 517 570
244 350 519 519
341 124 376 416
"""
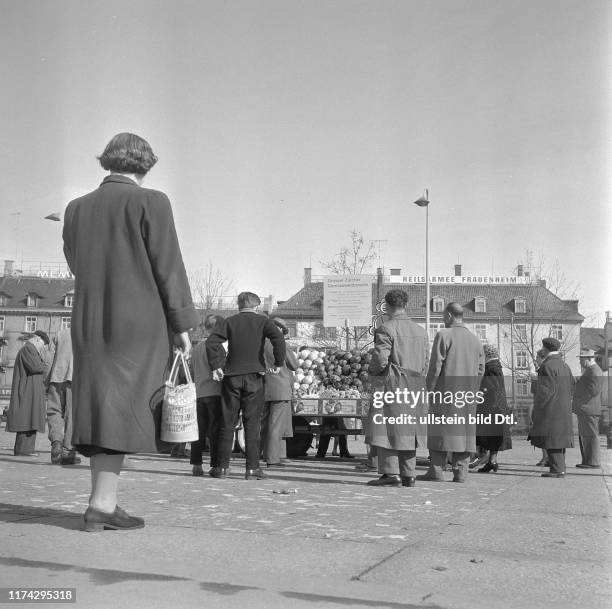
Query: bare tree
498 250 582 377
188 261 234 332
321 229 377 275
320 229 377 350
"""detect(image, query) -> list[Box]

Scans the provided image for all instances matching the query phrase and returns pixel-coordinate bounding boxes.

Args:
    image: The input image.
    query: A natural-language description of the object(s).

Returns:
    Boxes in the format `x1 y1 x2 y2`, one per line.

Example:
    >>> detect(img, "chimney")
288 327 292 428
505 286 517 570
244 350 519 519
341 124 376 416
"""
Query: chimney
304 267 312 287
4 260 14 276
517 264 524 276
376 267 384 301
454 264 462 277
390 268 401 276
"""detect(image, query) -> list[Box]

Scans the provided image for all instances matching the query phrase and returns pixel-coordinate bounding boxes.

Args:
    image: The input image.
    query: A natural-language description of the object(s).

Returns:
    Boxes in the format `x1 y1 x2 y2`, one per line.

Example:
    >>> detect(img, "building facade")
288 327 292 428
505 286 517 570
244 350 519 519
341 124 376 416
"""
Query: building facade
275 266 585 430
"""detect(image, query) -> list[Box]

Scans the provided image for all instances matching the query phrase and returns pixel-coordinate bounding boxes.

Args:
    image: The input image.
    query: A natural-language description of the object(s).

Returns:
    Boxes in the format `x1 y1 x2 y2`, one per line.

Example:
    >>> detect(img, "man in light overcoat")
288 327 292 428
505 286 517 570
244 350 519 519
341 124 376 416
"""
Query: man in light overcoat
368 289 429 487
419 303 484 483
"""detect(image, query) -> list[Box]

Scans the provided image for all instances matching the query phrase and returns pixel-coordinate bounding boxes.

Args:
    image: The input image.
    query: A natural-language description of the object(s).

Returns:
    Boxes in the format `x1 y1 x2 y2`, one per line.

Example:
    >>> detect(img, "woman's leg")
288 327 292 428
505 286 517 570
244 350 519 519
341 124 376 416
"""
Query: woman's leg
89 453 124 513
489 450 498 464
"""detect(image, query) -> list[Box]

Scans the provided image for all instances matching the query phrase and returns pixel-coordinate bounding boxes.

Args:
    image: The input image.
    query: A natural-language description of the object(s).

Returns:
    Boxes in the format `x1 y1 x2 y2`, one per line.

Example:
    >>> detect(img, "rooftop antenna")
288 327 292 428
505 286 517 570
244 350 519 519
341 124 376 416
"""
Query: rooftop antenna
373 239 388 271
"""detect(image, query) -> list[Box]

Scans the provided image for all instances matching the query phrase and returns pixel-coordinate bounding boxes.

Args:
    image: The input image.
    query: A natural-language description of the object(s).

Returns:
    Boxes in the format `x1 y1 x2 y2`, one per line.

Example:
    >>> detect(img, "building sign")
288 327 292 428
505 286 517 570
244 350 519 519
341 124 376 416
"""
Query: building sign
384 275 533 285
36 270 74 279
323 275 373 328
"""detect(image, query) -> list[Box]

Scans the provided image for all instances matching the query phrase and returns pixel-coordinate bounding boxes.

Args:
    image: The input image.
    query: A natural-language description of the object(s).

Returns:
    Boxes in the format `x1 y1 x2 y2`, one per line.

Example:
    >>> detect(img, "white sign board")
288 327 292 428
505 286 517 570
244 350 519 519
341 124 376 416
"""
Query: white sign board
323 275 373 327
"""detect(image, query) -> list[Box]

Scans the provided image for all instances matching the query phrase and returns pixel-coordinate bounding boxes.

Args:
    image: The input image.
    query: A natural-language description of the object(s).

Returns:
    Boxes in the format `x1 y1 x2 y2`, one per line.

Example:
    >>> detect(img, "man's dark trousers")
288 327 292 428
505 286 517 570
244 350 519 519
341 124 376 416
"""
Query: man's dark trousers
218 373 264 470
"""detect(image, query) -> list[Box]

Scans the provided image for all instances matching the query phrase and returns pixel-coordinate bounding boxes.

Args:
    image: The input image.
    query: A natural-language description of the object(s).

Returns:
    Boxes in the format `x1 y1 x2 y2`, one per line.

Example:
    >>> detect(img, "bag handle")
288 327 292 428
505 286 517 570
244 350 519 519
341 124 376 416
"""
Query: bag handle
167 350 193 386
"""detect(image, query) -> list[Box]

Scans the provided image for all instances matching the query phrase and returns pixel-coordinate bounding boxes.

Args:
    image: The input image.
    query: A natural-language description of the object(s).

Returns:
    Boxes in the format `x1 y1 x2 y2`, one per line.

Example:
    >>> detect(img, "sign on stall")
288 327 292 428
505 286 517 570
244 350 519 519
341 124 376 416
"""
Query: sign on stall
323 275 373 328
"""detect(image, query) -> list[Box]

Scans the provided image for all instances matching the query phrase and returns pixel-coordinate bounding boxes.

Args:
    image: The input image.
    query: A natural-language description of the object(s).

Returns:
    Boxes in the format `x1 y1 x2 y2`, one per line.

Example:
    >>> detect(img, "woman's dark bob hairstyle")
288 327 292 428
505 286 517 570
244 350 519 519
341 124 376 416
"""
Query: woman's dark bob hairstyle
97 132 158 175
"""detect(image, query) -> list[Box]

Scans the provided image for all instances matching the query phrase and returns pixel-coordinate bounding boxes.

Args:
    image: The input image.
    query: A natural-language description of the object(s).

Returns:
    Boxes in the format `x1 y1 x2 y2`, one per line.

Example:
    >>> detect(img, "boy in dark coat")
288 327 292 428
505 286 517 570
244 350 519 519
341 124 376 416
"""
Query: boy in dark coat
206 292 286 479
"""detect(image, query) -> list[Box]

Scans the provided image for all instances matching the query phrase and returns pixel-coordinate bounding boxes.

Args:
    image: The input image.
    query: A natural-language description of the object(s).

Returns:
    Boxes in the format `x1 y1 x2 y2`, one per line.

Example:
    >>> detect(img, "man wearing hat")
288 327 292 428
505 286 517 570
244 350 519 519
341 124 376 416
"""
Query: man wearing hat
572 349 603 468
7 331 51 457
530 337 574 477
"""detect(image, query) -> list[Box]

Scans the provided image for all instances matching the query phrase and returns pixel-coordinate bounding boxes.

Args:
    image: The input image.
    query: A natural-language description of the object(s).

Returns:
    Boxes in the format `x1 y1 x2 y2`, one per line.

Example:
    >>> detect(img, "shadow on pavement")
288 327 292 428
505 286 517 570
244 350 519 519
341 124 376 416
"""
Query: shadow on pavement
0 503 82 530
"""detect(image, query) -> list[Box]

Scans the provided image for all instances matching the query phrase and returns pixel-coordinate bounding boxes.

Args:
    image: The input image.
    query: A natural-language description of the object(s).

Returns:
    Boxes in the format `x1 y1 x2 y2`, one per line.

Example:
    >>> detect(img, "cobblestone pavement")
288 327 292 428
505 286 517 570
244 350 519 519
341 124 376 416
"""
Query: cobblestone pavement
0 426 610 609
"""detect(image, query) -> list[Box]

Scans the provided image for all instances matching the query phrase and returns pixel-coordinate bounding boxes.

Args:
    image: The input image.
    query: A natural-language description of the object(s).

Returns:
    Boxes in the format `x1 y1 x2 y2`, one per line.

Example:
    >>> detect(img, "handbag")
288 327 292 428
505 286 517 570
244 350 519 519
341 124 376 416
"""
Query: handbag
160 350 199 443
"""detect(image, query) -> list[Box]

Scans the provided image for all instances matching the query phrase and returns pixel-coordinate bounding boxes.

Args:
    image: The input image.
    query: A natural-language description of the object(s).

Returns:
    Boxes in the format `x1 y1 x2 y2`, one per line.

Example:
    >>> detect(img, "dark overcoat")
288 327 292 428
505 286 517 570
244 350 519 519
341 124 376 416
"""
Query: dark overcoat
63 174 198 453
426 323 485 453
476 358 512 451
7 341 47 432
572 363 603 417
368 312 429 451
530 354 574 449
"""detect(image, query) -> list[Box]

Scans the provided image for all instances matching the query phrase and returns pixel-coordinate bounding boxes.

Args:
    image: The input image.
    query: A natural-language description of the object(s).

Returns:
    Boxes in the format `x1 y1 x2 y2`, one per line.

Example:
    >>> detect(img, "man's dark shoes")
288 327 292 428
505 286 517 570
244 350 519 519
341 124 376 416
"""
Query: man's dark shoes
541 472 565 478
575 464 600 469
401 477 416 487
367 474 401 486
84 506 144 532
210 467 230 479
245 468 267 480
51 441 63 464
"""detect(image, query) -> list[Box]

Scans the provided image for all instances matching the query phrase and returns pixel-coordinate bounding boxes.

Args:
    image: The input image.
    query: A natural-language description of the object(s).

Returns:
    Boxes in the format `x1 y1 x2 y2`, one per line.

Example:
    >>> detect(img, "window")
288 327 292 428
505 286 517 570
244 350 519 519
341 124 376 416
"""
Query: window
514 298 526 313
515 324 527 341
286 322 297 338
432 296 444 313
64 294 74 308
429 323 444 342
313 324 336 340
516 378 530 397
61 316 72 330
475 297 487 313
474 324 487 341
27 294 38 307
0 294 6 306
25 316 37 332
0 316 4 334
550 324 563 341
516 350 528 369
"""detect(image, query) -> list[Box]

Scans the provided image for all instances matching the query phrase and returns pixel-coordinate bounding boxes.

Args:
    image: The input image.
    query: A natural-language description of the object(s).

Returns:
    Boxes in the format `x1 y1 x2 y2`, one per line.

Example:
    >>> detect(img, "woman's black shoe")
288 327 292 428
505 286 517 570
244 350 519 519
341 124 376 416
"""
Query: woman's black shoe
84 506 144 531
478 462 499 473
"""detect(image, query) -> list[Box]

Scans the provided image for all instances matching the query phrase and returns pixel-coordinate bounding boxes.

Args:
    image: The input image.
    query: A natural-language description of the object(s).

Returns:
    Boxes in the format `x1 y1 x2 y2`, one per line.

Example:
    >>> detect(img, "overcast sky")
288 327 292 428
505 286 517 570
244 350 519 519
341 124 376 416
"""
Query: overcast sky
1 0 609 324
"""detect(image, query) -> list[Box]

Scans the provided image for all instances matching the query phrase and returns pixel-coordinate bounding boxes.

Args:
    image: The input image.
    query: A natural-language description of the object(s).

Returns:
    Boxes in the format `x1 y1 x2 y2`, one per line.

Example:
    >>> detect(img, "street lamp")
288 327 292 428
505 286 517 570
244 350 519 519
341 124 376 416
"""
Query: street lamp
414 189 430 338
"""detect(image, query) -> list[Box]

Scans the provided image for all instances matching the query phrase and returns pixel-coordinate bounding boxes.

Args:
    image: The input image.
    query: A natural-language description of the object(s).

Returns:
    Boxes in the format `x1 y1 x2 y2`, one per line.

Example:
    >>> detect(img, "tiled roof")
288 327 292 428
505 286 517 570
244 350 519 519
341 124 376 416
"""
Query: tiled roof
0 276 75 310
580 327 606 354
276 281 584 322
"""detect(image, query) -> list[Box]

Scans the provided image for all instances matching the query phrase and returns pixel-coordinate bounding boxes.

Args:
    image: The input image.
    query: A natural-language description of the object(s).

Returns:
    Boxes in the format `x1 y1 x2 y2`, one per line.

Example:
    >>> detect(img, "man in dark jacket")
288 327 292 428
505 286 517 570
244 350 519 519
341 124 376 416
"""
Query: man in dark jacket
572 349 603 469
531 337 574 477
207 292 286 480
7 331 50 457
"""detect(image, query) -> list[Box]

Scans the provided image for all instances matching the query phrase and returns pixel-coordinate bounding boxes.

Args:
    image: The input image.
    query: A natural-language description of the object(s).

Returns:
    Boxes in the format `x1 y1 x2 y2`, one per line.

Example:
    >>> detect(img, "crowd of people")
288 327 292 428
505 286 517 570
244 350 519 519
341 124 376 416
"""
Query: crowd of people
4 132 605 532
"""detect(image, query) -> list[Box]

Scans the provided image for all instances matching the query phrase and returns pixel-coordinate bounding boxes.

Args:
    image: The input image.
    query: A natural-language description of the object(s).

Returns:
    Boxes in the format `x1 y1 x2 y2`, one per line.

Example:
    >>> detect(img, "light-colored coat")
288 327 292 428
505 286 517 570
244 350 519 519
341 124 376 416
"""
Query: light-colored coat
49 328 73 383
426 322 485 452
368 311 429 450
572 363 603 417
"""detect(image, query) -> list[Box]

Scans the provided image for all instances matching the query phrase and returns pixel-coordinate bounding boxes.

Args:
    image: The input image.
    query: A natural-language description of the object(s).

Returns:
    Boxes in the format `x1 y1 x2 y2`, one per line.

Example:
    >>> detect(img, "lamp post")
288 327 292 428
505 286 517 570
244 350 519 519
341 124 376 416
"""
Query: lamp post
414 189 430 337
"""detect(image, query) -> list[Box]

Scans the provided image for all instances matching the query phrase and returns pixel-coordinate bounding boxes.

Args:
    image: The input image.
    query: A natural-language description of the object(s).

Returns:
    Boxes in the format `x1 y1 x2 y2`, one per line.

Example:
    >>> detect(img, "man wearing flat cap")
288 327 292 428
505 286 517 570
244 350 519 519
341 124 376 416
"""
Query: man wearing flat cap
572 349 603 468
7 331 51 457
530 337 574 477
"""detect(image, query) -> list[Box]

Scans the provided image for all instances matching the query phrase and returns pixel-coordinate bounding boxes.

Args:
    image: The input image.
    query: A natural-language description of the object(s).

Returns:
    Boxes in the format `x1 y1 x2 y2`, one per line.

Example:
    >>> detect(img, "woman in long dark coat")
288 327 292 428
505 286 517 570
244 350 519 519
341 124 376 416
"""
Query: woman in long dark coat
63 133 197 531
476 344 512 472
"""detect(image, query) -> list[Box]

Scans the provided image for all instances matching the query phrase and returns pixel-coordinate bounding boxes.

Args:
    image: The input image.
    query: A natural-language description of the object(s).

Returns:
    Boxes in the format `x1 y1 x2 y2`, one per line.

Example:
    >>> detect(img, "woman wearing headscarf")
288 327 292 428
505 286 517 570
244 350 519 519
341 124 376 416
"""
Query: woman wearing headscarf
475 343 512 472
63 133 197 531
